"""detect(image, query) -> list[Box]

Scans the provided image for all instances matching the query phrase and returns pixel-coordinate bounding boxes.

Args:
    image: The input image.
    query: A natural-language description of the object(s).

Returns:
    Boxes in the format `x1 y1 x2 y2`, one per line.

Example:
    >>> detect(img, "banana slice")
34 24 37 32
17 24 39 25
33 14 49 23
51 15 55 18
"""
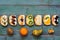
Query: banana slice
34 15 42 25
1 15 8 26
52 15 59 26
26 15 34 26
18 15 25 26
9 15 17 26
43 15 51 25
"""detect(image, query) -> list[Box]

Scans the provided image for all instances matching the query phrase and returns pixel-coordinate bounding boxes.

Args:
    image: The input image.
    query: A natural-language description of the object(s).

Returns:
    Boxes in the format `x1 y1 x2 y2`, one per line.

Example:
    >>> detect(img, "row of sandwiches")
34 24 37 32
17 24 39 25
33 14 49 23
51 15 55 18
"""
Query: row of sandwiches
0 15 59 26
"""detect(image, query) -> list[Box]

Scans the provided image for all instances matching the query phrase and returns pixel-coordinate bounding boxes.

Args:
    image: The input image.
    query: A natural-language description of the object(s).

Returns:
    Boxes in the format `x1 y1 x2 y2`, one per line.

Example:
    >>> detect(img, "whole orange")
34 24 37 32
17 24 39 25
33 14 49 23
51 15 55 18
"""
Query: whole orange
19 27 28 36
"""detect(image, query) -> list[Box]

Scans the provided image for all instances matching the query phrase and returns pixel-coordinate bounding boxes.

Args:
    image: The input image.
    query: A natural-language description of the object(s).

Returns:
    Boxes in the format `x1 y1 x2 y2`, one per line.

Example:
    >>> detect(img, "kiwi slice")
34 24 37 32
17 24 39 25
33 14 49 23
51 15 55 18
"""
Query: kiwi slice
28 21 34 26
28 15 33 19
45 17 49 19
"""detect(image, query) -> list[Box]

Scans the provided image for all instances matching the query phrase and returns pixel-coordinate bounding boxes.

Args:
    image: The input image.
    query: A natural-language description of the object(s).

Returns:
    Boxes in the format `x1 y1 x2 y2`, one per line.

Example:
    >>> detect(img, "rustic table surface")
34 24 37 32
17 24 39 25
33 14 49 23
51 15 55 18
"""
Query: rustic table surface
0 0 60 40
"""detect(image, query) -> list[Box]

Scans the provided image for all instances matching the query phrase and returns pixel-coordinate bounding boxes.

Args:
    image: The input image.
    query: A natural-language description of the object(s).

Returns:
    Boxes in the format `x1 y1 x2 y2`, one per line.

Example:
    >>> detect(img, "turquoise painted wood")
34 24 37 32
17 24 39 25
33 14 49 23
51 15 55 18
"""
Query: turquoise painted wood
0 0 60 5
0 0 60 40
